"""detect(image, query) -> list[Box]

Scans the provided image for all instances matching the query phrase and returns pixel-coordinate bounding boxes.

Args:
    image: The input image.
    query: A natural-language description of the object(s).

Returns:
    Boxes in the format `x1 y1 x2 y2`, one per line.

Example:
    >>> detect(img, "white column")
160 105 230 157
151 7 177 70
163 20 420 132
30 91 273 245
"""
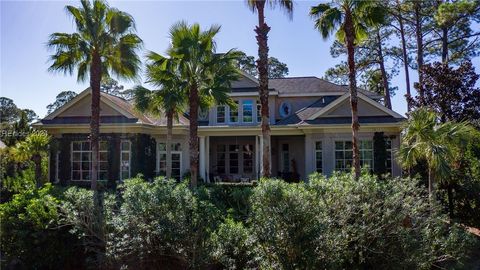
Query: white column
205 136 210 182
199 136 206 181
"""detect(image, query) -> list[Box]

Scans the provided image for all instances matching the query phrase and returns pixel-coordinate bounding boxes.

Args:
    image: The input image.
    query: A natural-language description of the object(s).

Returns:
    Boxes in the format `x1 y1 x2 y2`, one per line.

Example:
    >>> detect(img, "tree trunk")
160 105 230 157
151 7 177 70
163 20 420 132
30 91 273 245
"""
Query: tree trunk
428 167 435 200
447 183 454 219
397 9 412 112
189 84 199 187
345 10 360 180
33 154 42 188
414 1 425 103
376 28 392 109
90 50 102 191
255 1 272 178
166 110 173 179
441 26 449 64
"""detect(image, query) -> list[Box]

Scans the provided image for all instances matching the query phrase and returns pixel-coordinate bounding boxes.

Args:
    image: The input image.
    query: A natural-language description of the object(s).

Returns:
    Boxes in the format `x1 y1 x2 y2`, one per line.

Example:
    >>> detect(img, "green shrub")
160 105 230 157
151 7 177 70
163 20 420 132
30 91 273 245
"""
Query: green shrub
309 172 474 269
60 186 116 268
0 184 84 269
108 177 222 269
204 184 253 221
249 179 323 269
246 173 476 269
209 218 257 269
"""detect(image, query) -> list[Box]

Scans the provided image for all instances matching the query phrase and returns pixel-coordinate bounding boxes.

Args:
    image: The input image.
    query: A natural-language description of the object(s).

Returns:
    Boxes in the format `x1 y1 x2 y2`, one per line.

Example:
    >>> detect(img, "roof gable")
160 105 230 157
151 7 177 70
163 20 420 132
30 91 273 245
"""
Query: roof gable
307 93 403 120
45 88 141 122
231 71 259 89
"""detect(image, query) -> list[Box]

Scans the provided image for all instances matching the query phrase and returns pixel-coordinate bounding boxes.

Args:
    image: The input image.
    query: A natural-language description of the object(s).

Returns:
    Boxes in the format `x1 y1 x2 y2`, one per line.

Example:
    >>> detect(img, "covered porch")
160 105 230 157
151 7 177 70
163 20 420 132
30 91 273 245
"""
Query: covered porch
199 135 306 183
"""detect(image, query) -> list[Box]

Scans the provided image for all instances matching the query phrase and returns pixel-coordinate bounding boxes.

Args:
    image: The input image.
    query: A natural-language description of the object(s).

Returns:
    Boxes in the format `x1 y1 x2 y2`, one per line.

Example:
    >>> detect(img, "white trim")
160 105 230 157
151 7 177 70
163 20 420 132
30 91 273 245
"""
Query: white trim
157 142 183 180
45 88 137 120
229 91 278 97
307 93 350 120
45 88 89 120
119 140 132 181
357 92 404 118
239 70 259 85
307 93 404 120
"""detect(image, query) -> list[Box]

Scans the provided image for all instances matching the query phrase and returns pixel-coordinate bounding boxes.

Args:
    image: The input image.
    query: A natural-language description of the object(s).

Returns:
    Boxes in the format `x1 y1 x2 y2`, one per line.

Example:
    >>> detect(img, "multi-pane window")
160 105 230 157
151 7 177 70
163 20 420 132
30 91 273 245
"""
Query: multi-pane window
216 145 226 174
335 141 353 171
216 144 254 175
385 139 392 174
242 100 253 123
335 140 373 171
71 141 108 181
217 106 226 123
315 141 323 173
243 144 254 173
256 100 262 123
158 142 182 180
281 144 290 172
359 141 373 169
120 140 131 181
229 145 239 173
230 101 239 123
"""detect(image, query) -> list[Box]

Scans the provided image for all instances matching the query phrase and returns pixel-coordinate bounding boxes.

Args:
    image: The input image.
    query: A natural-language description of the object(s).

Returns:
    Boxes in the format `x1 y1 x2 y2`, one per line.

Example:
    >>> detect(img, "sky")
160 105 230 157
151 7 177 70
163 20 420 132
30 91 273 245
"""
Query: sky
1 0 479 118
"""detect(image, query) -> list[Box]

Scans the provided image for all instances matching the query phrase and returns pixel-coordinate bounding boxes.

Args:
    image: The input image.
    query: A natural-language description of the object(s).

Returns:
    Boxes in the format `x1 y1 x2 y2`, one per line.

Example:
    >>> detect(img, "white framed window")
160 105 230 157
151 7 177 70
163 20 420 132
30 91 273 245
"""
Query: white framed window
242 100 253 123
216 145 226 174
279 102 292 118
335 140 373 171
215 143 254 175
256 100 262 123
281 144 290 173
385 139 393 174
158 142 182 180
229 145 239 173
71 141 108 181
359 140 373 169
243 144 254 173
230 101 239 123
315 141 323 173
217 106 226 124
120 140 131 181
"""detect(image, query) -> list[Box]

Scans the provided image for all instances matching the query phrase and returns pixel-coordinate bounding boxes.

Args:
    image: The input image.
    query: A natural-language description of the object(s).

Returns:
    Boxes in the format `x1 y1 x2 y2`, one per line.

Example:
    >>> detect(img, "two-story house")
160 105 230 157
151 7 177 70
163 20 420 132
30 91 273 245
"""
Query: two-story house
35 72 405 186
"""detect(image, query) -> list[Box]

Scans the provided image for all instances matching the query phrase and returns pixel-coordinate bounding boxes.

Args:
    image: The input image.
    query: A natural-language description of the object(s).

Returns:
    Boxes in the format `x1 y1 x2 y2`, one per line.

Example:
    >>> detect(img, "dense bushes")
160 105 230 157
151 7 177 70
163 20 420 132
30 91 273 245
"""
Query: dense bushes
1 174 477 269
0 184 84 269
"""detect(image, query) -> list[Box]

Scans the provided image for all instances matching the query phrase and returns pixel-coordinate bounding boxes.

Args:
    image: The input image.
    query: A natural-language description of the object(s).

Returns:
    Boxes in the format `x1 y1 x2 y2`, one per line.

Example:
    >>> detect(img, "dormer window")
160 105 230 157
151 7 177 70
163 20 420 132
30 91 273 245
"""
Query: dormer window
217 106 226 123
230 101 239 123
243 100 253 123
279 102 292 118
256 100 262 122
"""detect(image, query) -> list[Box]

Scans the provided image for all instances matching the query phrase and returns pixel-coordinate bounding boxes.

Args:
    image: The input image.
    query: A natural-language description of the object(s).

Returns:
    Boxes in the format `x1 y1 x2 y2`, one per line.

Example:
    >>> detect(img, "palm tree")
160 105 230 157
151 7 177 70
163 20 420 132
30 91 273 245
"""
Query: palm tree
399 108 477 199
163 21 240 187
133 53 187 179
247 0 293 178
11 132 50 188
310 0 385 180
47 0 142 190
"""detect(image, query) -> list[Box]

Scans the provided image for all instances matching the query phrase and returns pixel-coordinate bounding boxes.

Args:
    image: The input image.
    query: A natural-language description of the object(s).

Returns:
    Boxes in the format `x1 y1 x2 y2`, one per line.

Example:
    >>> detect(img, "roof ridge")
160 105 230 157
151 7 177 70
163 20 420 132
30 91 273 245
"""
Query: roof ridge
270 76 318 80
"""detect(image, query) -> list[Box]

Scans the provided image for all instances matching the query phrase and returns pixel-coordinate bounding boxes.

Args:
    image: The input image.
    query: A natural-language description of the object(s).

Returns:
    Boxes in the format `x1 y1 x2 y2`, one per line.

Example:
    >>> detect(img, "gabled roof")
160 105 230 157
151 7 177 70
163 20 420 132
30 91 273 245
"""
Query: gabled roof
269 77 382 99
276 92 404 126
307 92 404 120
41 88 189 126
276 96 338 125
